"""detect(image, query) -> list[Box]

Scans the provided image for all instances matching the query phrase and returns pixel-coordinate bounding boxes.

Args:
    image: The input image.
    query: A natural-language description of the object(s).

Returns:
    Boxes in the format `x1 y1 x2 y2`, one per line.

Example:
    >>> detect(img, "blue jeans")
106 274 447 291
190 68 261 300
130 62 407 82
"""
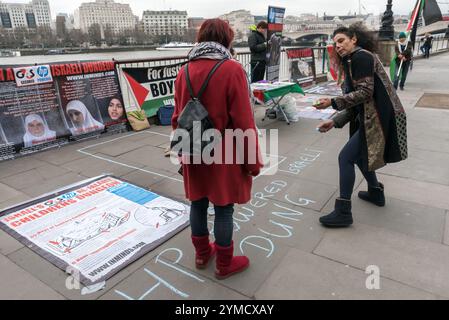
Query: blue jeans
338 130 379 200
190 198 234 247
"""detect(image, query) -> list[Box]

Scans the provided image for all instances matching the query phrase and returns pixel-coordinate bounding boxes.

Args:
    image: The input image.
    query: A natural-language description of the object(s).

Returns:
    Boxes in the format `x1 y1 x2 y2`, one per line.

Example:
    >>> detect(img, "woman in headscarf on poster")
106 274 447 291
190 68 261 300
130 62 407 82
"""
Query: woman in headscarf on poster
66 100 105 136
23 114 57 148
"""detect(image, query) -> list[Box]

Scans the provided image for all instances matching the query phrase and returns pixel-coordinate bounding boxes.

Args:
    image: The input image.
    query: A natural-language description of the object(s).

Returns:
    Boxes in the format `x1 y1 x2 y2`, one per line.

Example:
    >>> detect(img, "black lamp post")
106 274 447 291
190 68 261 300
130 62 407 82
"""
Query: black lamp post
379 0 395 40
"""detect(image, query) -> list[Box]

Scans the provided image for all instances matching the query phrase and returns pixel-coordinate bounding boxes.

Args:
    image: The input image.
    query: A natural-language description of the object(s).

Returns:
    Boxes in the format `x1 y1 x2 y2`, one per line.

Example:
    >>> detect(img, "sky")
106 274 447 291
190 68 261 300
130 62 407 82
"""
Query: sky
7 0 449 19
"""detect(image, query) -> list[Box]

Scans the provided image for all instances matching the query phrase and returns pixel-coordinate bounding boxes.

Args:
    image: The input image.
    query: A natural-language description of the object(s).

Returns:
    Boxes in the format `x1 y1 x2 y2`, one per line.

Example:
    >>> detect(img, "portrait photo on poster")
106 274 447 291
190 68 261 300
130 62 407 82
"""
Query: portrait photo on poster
98 95 126 127
22 113 57 148
65 99 105 136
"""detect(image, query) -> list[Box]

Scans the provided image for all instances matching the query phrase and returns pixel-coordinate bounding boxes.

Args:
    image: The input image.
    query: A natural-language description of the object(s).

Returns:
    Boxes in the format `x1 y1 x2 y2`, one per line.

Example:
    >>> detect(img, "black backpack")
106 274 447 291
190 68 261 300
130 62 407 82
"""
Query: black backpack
171 59 226 157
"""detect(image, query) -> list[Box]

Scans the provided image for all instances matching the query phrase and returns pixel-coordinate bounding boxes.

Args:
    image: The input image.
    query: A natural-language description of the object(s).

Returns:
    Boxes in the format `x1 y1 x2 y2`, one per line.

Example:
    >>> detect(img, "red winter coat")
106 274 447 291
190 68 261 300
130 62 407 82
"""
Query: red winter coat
173 59 263 206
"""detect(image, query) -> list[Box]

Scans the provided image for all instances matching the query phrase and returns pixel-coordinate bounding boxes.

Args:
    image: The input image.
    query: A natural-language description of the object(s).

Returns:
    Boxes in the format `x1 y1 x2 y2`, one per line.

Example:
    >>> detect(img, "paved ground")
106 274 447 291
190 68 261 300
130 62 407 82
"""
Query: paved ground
1 52 449 300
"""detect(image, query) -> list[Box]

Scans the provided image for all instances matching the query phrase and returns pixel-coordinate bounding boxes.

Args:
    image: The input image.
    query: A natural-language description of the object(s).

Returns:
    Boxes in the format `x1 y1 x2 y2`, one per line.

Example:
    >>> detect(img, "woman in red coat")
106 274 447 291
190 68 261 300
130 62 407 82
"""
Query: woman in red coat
172 19 263 279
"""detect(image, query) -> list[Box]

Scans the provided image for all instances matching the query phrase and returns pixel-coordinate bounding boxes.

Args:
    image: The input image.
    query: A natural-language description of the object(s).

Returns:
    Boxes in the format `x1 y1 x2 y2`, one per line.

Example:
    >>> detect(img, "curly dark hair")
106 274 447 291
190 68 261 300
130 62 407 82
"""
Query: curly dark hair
332 22 378 53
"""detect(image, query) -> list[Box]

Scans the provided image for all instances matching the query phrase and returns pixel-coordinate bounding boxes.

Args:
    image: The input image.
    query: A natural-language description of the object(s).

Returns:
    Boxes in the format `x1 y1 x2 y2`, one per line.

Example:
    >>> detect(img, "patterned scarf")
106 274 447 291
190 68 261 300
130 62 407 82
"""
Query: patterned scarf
188 41 232 61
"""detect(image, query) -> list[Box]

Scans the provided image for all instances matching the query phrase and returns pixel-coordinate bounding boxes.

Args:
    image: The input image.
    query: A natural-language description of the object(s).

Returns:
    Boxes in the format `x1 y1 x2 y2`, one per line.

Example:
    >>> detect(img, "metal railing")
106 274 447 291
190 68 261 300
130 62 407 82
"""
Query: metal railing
235 46 329 82
114 46 330 109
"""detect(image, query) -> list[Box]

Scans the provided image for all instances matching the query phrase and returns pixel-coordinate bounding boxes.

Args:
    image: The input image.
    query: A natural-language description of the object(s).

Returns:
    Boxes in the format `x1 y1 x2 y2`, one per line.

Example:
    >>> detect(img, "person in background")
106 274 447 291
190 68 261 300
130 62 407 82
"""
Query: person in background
421 33 433 59
314 23 408 228
393 32 413 91
172 18 263 279
248 21 268 83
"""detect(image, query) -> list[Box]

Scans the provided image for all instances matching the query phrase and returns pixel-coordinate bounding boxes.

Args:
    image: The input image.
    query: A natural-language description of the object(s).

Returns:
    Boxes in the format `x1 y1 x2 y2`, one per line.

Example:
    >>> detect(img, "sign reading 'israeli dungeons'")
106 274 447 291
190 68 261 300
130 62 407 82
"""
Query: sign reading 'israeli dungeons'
121 63 184 117
0 176 190 286
0 61 127 161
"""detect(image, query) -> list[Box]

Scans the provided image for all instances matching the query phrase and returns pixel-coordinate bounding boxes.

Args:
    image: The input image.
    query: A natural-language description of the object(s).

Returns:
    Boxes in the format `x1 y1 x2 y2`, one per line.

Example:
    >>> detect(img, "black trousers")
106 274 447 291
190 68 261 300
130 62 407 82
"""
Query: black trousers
339 130 379 200
251 60 266 83
190 198 234 247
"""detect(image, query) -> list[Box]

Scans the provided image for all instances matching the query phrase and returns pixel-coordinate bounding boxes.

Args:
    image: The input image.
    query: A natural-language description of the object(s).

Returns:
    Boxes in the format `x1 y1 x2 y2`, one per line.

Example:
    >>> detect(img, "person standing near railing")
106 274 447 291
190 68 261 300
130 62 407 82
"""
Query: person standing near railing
421 33 433 59
248 21 268 83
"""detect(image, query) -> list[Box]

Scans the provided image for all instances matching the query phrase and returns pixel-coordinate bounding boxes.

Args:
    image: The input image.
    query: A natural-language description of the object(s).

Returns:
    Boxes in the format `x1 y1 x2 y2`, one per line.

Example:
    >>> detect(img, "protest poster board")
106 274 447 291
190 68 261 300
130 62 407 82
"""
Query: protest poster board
0 61 127 161
0 176 190 286
0 66 70 158
287 48 316 87
266 6 286 82
120 63 183 118
52 61 127 139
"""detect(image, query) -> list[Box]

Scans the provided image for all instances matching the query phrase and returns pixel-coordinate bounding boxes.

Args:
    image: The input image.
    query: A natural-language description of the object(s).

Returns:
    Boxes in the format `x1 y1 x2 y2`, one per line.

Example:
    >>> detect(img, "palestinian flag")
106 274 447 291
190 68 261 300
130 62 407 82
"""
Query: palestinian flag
390 0 425 80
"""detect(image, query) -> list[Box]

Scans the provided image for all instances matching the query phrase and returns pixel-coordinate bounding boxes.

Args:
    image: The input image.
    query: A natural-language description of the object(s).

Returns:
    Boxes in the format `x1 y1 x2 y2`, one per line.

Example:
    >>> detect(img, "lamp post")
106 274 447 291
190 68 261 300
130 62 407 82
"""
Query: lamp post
379 0 395 40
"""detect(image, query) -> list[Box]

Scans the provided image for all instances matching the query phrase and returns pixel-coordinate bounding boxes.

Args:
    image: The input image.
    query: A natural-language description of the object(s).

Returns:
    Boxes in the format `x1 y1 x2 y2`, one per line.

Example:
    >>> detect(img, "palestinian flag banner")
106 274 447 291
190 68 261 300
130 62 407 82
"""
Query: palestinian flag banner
390 0 425 80
119 63 183 118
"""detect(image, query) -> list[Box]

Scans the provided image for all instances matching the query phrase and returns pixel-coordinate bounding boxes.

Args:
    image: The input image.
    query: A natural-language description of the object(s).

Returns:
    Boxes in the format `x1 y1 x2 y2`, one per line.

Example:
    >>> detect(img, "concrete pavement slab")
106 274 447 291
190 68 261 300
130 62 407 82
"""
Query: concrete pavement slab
0 229 24 255
20 172 88 198
149 178 186 203
321 194 446 244
314 223 449 298
31 146 88 166
364 174 449 211
116 145 180 175
0 193 31 212
378 147 449 186
120 168 175 189
87 140 148 157
0 182 23 202
253 175 337 212
255 248 439 300
0 164 71 190
100 255 249 300
60 154 145 177
7 246 162 300
149 199 324 298
0 253 65 300
0 157 49 179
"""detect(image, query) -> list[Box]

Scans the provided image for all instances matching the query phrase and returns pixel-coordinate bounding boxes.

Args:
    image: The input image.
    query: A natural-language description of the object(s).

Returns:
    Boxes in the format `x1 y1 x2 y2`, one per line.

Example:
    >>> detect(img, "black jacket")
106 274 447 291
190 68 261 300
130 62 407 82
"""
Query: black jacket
394 41 413 65
248 30 267 62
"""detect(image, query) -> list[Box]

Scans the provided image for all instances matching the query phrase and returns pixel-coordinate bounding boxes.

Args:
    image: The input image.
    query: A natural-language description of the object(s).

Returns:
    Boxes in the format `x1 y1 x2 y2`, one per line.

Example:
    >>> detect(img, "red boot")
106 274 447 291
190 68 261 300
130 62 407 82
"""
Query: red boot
215 241 250 280
191 236 216 269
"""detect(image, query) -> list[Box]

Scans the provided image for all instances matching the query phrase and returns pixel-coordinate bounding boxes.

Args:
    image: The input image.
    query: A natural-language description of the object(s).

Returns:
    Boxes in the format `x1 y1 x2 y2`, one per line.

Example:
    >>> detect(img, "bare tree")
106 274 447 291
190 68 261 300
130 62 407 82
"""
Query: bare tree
88 24 102 47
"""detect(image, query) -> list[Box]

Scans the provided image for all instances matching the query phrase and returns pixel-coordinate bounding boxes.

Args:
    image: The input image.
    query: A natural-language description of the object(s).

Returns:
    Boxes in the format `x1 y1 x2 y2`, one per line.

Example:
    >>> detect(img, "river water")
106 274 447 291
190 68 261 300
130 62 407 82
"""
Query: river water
0 48 250 65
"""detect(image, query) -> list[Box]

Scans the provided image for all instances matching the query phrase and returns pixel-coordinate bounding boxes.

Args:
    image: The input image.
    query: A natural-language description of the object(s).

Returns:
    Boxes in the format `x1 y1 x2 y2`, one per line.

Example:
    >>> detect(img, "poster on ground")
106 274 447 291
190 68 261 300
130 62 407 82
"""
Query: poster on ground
0 176 190 286
266 6 286 82
294 94 337 120
0 61 128 161
287 48 316 87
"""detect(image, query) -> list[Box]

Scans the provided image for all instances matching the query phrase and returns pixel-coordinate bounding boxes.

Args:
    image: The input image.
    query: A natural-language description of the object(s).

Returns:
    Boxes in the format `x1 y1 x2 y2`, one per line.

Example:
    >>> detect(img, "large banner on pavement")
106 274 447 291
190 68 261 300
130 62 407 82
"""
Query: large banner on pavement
0 176 190 286
120 63 184 118
0 61 128 161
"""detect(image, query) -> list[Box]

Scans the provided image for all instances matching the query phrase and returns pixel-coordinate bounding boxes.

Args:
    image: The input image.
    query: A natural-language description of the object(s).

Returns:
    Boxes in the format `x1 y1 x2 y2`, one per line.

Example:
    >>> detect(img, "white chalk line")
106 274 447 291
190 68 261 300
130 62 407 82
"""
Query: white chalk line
78 129 288 183
78 130 183 183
